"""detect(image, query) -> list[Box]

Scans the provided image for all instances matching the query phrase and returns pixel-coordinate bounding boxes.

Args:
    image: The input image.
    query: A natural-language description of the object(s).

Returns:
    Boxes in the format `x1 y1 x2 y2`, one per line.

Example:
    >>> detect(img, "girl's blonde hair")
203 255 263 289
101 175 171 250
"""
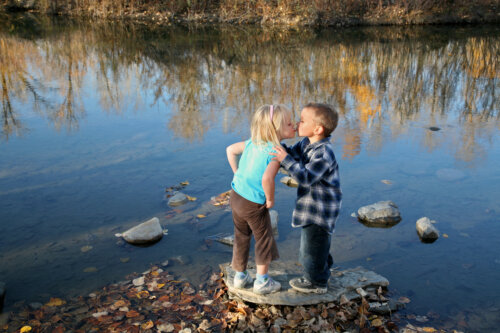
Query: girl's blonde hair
251 104 292 145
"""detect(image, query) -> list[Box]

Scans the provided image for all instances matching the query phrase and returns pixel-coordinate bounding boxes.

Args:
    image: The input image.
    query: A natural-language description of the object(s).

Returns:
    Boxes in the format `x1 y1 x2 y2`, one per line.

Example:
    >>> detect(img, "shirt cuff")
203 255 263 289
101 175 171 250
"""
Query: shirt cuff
281 155 295 170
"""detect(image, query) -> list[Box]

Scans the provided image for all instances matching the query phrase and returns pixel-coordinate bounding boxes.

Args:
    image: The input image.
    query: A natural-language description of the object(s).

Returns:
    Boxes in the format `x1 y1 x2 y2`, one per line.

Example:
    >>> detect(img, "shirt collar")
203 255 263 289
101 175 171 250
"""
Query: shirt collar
304 136 331 151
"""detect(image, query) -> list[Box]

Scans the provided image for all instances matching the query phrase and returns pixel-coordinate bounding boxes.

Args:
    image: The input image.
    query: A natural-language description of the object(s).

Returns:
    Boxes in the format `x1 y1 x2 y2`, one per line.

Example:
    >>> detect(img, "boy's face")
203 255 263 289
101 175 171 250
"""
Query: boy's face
297 107 321 138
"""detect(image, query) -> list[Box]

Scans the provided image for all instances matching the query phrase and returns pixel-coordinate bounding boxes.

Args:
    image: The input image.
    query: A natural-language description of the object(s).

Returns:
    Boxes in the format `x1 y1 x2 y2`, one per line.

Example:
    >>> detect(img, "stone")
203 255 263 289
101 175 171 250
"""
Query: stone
220 261 389 306
168 192 189 206
280 176 298 187
436 168 466 181
416 217 439 243
357 201 401 227
122 217 163 245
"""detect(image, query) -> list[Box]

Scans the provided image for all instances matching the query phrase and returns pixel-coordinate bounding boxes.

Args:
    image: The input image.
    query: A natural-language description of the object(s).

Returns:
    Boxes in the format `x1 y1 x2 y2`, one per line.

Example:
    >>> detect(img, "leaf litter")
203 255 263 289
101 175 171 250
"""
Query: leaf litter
1 263 464 333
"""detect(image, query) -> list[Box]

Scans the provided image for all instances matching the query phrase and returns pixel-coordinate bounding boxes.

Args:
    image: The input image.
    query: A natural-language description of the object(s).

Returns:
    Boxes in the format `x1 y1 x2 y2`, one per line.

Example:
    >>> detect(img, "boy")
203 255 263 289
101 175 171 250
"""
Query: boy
271 103 342 294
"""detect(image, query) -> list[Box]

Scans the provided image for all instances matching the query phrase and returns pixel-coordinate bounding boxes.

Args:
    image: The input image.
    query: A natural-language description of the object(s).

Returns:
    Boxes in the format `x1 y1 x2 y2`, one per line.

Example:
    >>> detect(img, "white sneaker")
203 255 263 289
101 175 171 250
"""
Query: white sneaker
233 271 253 289
253 277 281 295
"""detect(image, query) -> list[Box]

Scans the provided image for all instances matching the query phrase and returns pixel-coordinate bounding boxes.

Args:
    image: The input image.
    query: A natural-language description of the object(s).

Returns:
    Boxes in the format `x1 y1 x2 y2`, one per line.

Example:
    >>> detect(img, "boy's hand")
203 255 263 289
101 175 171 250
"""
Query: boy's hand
270 145 288 163
266 199 274 209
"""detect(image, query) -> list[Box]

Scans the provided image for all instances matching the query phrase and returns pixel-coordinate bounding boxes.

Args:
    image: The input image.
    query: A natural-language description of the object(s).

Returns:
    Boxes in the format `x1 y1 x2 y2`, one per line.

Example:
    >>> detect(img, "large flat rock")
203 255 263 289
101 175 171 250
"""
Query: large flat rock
221 261 389 306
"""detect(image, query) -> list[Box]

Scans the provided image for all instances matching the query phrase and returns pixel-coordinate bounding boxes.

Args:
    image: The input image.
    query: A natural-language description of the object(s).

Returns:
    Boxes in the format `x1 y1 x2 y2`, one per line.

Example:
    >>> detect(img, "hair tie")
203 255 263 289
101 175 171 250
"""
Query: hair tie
269 105 274 122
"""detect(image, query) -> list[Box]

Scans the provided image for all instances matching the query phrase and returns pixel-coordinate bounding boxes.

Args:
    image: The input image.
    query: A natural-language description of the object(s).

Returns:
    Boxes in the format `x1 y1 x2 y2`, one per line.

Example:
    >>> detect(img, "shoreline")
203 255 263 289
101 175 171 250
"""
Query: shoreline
0 263 460 333
1 2 499 28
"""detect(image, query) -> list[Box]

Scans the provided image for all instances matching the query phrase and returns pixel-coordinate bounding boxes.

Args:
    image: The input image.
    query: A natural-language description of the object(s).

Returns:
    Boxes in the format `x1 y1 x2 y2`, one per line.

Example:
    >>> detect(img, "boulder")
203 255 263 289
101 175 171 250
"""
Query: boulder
122 217 163 245
280 176 298 188
168 192 188 206
416 217 439 243
221 261 389 306
357 201 401 227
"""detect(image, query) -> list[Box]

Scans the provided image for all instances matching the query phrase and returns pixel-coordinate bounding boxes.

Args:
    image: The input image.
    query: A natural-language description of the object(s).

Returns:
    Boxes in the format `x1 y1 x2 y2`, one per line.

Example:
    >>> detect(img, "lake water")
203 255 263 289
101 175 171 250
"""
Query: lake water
0 13 499 331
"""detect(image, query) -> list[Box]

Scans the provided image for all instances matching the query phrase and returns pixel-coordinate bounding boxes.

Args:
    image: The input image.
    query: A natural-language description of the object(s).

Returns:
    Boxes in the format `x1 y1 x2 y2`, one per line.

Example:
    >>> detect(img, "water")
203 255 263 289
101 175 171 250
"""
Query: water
0 13 499 331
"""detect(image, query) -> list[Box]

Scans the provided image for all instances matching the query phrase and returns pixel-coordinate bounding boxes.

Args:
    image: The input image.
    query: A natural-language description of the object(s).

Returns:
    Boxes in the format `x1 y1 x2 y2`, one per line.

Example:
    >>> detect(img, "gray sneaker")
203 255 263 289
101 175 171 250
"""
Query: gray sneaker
289 277 327 294
253 277 281 295
233 271 253 289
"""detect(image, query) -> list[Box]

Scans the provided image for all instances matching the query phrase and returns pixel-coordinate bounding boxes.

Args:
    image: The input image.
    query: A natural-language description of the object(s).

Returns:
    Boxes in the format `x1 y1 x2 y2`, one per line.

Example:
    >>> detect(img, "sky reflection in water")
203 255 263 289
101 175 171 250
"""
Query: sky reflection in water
0 15 499 331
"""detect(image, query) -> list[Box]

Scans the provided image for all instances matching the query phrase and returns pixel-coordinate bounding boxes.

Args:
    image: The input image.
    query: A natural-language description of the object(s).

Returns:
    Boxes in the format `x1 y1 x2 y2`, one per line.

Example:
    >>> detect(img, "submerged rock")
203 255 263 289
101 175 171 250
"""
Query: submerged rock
221 261 389 306
357 201 401 227
416 217 439 243
168 192 189 206
122 217 163 245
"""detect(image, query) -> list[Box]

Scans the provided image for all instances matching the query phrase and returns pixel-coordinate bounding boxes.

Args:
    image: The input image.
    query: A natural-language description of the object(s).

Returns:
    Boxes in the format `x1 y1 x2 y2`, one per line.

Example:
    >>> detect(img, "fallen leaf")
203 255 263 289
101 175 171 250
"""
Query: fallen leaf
157 283 165 288
120 257 130 263
398 296 411 304
141 320 154 329
45 298 66 307
422 327 437 332
180 181 189 186
186 195 197 201
381 179 393 185
443 233 449 238
20 326 32 333
136 290 150 298
197 214 206 218
366 257 372 261
126 310 140 318
80 245 93 252
371 318 383 327
83 267 98 273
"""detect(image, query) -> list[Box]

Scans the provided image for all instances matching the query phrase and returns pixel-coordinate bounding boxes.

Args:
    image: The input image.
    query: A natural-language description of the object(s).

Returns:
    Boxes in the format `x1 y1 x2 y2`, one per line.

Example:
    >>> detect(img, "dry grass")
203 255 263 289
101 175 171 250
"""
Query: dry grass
1 0 498 25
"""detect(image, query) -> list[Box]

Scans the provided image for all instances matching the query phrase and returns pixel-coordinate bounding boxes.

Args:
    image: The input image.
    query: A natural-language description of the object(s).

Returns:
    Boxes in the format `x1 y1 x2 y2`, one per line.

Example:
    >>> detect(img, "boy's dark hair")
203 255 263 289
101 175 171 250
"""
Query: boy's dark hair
304 102 338 137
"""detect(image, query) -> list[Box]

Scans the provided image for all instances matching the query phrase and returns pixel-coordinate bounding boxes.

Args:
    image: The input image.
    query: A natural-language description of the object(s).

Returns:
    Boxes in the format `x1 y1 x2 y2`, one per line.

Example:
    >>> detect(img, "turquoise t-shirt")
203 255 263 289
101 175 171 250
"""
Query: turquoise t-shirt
231 139 274 204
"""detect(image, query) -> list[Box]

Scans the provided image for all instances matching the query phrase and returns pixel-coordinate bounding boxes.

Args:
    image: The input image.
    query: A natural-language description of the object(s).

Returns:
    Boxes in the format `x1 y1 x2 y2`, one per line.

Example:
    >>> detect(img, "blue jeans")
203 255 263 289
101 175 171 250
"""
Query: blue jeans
299 224 334 287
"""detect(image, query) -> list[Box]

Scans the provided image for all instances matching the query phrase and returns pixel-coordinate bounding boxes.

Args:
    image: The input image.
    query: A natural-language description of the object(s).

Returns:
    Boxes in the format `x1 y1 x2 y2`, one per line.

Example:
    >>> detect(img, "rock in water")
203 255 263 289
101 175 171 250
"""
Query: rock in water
357 201 402 227
416 217 439 243
280 176 298 187
221 261 389 306
168 192 189 206
122 217 163 245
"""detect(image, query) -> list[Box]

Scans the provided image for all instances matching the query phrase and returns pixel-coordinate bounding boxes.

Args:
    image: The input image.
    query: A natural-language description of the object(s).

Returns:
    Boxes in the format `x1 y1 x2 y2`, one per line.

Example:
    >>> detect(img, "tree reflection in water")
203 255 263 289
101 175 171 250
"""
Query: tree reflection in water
0 15 498 162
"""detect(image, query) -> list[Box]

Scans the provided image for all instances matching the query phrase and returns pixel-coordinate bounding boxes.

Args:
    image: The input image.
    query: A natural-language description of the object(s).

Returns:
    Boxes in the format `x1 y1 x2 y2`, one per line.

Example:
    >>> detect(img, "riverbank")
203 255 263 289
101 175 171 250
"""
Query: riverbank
0 264 455 332
1 0 499 27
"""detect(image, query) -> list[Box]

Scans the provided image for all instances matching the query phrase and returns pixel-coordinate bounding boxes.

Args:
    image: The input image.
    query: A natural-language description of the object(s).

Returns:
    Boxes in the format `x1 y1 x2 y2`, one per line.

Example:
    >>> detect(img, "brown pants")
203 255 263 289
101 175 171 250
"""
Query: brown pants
230 190 279 272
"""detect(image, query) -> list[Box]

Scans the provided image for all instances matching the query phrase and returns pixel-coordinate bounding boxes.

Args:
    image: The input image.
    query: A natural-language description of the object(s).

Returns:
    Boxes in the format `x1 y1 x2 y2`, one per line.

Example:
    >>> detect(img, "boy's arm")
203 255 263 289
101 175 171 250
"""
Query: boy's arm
262 160 280 208
281 149 335 186
281 140 302 160
226 141 246 173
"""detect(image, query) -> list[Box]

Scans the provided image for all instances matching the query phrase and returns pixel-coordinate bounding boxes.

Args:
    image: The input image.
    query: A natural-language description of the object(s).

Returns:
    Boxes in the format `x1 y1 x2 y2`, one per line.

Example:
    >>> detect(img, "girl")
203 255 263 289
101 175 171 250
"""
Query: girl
226 104 295 294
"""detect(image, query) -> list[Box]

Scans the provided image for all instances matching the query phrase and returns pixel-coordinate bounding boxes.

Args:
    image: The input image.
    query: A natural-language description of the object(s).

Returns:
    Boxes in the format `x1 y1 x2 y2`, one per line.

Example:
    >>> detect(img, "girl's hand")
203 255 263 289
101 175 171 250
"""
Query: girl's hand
270 145 288 163
266 199 274 209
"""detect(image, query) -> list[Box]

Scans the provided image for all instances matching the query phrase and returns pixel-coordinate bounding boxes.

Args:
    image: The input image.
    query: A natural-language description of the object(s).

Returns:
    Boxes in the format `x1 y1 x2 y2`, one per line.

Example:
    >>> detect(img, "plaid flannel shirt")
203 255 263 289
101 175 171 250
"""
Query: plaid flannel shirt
281 137 342 233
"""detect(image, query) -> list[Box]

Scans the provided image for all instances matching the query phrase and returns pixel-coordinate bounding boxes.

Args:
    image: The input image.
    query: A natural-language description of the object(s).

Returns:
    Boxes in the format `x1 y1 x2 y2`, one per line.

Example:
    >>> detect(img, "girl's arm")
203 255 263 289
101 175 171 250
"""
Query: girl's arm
226 141 246 173
262 160 281 208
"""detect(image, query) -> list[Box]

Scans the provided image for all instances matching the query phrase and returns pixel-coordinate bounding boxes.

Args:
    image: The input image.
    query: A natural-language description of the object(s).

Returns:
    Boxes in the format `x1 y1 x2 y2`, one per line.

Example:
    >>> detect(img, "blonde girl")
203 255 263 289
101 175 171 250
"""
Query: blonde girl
226 104 295 294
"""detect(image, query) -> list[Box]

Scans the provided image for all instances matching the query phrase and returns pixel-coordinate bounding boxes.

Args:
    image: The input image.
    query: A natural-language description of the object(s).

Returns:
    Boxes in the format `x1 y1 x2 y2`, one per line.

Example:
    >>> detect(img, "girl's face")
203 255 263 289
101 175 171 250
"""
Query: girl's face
279 113 296 140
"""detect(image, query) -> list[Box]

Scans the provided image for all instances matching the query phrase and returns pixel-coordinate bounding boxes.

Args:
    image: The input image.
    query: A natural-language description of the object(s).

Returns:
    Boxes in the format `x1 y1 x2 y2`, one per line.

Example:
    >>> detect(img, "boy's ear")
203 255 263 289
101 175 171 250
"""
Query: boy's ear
314 124 325 136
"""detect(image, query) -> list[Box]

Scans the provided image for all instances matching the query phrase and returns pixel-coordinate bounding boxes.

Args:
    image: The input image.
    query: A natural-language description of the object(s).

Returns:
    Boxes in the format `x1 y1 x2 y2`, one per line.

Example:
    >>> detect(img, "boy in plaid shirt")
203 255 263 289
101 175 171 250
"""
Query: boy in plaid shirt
271 103 342 293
